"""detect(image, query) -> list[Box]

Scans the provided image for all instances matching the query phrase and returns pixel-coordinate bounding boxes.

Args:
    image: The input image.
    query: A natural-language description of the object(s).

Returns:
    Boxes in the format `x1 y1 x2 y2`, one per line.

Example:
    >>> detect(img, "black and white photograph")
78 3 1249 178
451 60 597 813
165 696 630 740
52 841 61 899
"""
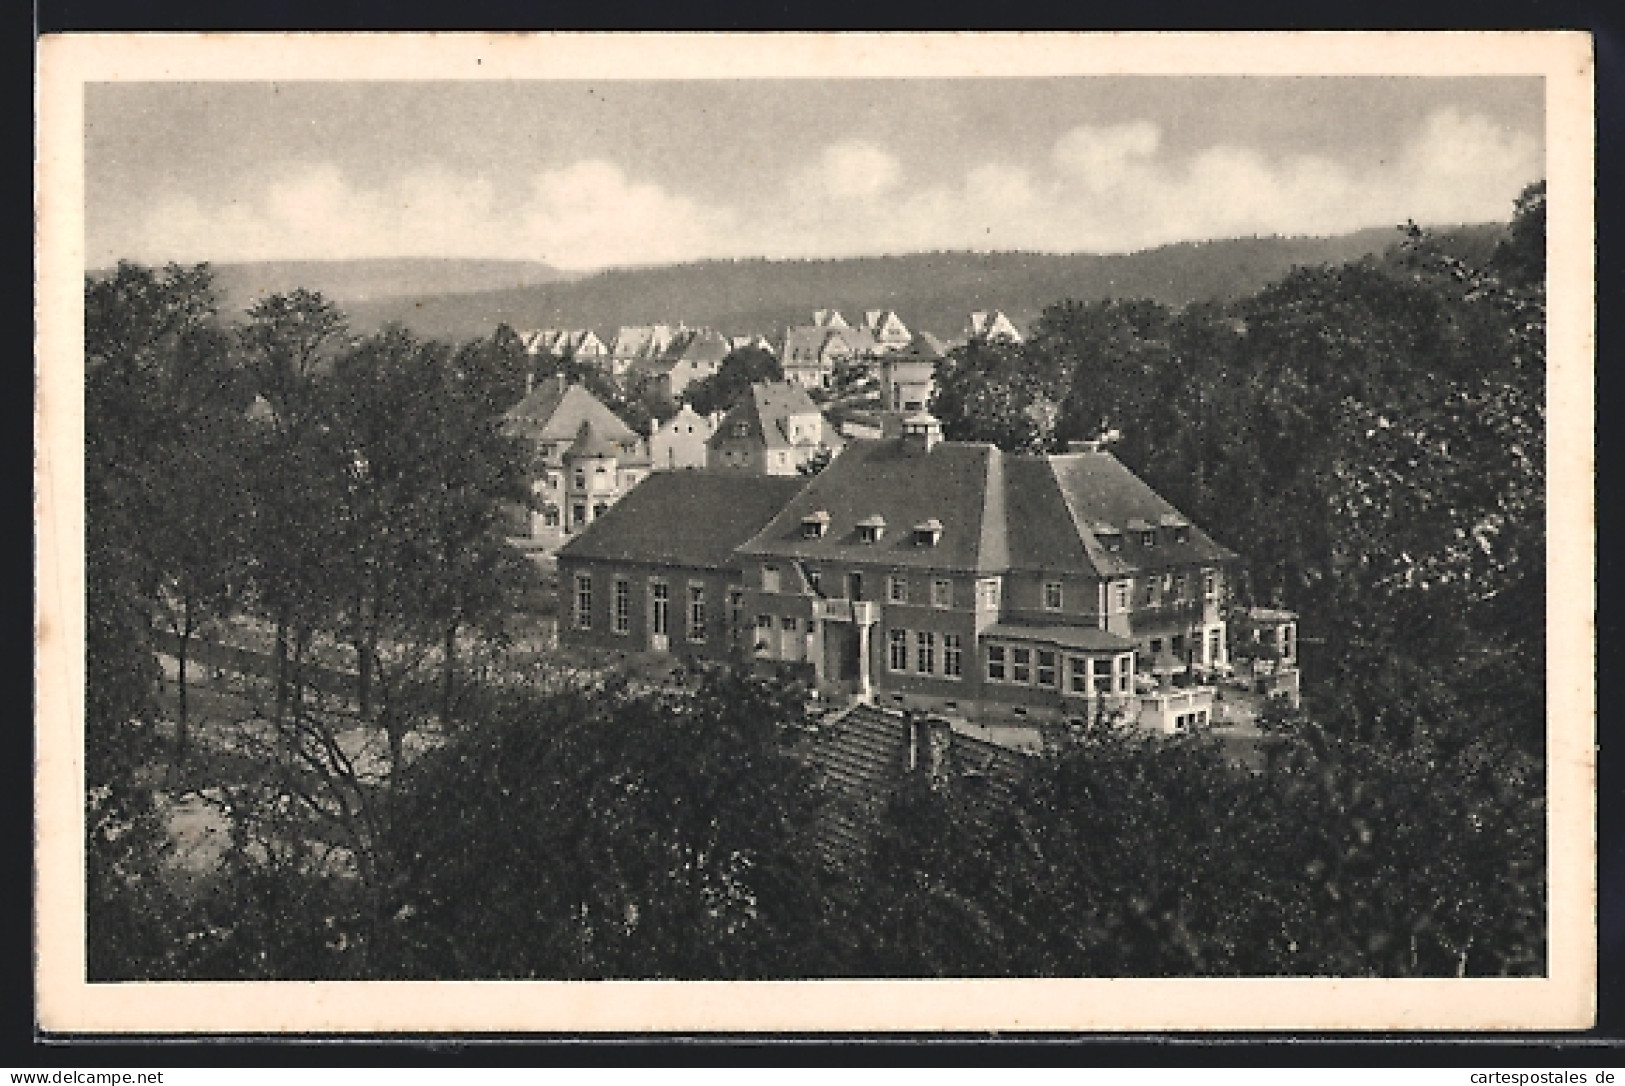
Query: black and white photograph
35 32 1596 1033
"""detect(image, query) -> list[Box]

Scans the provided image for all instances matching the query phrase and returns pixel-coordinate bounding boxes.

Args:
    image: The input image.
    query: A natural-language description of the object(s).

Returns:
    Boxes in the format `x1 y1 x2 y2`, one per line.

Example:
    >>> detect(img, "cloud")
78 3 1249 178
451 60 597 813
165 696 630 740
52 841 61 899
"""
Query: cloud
811 141 903 201
1052 122 1161 192
121 109 1540 270
517 159 734 269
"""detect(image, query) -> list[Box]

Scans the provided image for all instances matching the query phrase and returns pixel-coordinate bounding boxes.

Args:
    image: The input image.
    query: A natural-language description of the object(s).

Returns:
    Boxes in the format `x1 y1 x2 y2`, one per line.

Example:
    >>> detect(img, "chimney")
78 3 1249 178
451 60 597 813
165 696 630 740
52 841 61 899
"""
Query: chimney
901 412 943 456
1068 439 1101 454
525 370 535 395
555 373 568 396
908 714 953 791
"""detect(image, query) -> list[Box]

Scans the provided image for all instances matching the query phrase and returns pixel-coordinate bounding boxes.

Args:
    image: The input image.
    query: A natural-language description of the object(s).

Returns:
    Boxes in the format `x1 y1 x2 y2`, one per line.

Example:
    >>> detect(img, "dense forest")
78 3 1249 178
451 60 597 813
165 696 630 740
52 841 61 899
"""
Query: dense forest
324 226 1471 343
83 185 1546 980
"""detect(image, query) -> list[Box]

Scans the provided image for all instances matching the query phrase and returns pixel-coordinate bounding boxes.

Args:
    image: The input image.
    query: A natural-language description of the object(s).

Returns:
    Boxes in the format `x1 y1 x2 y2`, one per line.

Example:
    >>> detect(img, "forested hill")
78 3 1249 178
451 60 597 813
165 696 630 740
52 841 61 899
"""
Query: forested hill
153 258 573 312
335 225 1503 342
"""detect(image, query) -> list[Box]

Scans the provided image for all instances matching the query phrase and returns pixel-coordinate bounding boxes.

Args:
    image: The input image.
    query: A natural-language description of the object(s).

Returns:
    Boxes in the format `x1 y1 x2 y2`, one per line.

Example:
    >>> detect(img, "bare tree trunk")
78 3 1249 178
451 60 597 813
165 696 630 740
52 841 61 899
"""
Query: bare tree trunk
440 622 458 728
174 600 194 768
274 610 290 725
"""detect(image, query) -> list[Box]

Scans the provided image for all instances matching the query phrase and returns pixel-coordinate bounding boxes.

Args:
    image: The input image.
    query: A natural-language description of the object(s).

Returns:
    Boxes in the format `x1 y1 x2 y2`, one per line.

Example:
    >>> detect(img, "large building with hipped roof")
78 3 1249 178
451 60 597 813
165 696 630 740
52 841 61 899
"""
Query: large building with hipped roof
556 411 1245 732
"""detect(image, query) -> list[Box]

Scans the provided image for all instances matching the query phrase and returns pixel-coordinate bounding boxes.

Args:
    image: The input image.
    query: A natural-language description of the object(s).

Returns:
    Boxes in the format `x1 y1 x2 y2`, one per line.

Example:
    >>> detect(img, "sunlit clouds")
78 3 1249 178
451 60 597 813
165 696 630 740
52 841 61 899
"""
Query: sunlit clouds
113 103 1542 271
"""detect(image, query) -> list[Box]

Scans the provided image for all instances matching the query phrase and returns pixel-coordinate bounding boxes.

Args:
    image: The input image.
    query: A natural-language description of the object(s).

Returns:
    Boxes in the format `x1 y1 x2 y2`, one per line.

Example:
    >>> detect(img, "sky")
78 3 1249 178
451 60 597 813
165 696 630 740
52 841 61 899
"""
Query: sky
85 77 1545 271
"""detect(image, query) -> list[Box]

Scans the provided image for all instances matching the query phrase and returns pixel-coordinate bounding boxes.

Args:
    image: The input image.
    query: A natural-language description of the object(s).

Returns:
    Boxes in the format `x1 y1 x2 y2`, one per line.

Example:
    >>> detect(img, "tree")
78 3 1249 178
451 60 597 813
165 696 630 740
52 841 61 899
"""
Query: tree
684 345 783 416
384 665 833 979
930 337 1058 453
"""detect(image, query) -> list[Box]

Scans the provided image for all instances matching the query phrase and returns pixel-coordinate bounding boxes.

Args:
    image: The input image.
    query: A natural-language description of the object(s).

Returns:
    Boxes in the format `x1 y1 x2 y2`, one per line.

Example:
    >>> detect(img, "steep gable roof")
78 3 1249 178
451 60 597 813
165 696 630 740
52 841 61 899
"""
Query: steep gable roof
708 382 829 451
564 419 621 460
736 437 1008 571
557 471 806 570
503 380 638 446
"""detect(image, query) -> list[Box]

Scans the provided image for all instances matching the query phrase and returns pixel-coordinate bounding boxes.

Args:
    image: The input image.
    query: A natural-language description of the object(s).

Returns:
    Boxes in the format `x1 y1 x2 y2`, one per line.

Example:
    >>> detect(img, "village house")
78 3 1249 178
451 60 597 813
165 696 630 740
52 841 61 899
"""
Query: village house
779 323 877 389
649 403 719 471
878 331 946 413
557 411 1241 735
859 309 912 352
707 381 845 476
555 472 807 659
502 375 650 550
629 327 731 400
522 328 610 364
607 323 681 379
966 310 1024 344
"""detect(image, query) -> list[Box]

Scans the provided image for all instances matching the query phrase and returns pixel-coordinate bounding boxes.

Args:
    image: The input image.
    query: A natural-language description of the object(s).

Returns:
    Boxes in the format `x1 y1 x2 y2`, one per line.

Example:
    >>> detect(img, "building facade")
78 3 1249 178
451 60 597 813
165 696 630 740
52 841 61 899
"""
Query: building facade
707 381 844 476
557 411 1239 731
879 331 946 413
502 376 650 550
649 403 718 471
556 472 808 659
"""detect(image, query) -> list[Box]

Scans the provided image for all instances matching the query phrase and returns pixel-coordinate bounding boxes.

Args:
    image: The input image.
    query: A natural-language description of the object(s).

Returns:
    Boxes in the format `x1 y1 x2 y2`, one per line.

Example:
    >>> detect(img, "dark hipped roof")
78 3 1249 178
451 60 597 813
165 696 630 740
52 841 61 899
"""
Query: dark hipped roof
1020 450 1238 577
503 381 638 446
557 471 807 571
737 437 1009 572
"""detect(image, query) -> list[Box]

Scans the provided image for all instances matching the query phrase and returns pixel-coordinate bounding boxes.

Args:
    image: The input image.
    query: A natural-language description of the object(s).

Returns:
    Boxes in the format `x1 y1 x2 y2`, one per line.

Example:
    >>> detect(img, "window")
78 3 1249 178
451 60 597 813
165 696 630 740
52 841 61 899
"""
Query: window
1203 570 1218 600
1069 656 1089 694
762 565 781 593
986 644 1007 681
572 503 587 526
1117 655 1131 693
1171 634 1185 658
1103 533 1123 553
1036 650 1057 687
594 464 607 476
977 578 1002 610
889 629 909 671
1043 581 1063 610
543 507 561 528
1208 628 1222 661
1174 526 1191 544
915 631 935 674
781 616 798 632
613 579 631 635
1144 580 1159 607
806 567 822 592
1113 582 1130 612
888 575 908 603
1140 530 1157 548
593 502 608 519
801 512 830 539
943 634 963 678
687 584 706 642
1094 658 1114 695
931 579 953 608
858 518 886 543
1011 646 1031 683
1173 572 1186 600
574 573 593 630
574 470 586 489
729 589 744 632
650 581 670 637
1149 638 1163 656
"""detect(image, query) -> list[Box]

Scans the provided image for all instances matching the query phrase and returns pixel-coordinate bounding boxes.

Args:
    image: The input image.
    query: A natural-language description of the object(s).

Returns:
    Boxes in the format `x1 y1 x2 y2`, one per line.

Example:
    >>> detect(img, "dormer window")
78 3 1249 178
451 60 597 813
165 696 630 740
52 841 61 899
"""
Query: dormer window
1160 513 1191 544
801 510 831 540
1127 518 1156 547
1093 522 1123 553
913 518 943 547
857 514 886 544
